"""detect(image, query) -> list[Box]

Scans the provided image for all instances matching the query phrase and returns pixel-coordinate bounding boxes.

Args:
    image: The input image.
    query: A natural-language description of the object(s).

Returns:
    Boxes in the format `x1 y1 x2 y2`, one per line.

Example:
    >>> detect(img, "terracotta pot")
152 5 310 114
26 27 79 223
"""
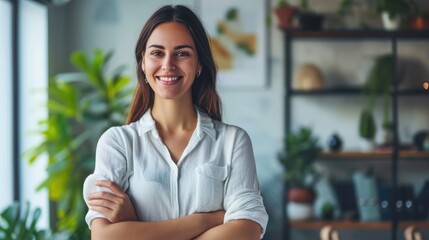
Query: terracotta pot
288 187 315 203
408 16 429 30
275 6 297 29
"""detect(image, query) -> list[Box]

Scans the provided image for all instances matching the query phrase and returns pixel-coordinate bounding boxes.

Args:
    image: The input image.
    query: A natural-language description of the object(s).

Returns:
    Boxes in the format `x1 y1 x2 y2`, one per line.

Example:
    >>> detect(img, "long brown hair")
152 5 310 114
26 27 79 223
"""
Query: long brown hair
127 5 222 124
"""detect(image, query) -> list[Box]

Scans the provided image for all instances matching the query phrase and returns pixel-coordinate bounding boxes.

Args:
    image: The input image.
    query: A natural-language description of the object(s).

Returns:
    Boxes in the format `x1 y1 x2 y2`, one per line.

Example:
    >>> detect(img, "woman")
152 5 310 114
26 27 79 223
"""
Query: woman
83 5 268 240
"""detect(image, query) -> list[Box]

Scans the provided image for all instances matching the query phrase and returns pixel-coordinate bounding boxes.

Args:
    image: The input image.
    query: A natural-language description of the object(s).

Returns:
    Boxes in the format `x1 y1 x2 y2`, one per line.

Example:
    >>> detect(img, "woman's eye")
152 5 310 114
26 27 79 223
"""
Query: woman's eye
177 51 190 57
150 51 163 56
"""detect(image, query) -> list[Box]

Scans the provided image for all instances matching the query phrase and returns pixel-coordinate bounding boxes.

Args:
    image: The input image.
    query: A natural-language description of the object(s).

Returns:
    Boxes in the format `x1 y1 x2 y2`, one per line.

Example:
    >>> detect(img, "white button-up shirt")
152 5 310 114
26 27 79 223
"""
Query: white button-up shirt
84 108 268 238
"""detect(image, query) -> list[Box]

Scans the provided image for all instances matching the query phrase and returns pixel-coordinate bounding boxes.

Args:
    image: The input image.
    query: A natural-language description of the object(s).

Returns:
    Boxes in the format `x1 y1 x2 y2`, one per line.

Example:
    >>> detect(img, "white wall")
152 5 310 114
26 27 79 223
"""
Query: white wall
48 0 429 239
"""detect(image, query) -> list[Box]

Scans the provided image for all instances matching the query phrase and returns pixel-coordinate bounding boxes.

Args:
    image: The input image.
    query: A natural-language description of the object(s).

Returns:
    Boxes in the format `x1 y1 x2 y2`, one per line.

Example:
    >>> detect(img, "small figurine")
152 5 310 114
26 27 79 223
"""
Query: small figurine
328 133 343 152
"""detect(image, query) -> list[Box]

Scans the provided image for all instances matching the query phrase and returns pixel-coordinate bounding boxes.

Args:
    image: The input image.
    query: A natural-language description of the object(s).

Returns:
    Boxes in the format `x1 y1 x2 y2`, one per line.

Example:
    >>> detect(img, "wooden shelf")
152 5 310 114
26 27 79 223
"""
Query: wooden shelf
288 220 429 230
288 88 429 96
288 220 391 230
398 89 429 95
318 151 429 160
284 29 429 39
399 221 429 229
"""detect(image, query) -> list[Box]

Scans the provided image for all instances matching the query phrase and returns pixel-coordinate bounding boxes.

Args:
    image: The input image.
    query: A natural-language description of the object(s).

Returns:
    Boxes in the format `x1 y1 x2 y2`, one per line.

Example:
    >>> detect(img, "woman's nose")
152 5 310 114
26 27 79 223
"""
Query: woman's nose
162 55 176 71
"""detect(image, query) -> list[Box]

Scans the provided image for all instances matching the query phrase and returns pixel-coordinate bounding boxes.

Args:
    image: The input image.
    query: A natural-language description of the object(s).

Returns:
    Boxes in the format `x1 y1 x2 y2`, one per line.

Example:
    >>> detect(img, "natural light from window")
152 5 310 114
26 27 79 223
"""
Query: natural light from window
0 0 13 212
19 0 49 228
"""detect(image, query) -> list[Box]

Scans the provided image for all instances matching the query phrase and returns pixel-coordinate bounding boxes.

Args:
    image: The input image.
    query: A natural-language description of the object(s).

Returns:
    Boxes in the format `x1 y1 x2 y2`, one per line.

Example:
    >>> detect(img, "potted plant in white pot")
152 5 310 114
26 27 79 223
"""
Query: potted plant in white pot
278 127 321 220
359 54 394 151
376 0 411 30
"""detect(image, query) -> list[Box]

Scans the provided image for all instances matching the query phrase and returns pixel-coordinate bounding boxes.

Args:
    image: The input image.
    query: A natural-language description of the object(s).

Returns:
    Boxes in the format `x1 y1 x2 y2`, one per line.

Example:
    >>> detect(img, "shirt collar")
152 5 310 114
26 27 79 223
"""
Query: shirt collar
137 107 217 140
137 109 156 136
196 107 217 140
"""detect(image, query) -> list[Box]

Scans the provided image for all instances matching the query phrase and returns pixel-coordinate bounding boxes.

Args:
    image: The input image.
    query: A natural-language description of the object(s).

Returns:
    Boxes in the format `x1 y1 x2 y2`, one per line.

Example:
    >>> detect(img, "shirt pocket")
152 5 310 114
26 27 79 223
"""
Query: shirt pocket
195 164 229 212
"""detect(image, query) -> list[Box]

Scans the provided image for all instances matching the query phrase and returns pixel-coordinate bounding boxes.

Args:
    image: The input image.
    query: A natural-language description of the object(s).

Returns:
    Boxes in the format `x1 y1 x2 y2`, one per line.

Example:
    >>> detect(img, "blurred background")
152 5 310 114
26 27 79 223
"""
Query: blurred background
1 0 429 239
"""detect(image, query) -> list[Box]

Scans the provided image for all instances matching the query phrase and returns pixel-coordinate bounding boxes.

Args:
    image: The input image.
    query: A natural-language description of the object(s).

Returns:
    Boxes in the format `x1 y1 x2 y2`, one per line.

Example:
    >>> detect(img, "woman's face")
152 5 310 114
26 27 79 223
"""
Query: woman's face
142 21 201 102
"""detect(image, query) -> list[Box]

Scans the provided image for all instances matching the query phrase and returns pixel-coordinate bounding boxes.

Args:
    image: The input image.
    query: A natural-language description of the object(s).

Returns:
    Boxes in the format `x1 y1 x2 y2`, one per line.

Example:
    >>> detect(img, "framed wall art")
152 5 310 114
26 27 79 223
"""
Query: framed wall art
197 0 269 88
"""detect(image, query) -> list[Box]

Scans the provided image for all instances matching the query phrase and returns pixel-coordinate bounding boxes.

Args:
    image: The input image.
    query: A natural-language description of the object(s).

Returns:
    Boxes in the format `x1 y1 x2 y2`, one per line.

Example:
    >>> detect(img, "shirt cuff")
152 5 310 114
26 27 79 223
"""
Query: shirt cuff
85 210 108 229
224 192 269 239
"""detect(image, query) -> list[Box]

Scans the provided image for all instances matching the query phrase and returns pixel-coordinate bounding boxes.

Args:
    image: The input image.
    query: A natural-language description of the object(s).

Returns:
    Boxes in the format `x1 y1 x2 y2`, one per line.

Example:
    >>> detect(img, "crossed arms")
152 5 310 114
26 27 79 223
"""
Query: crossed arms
88 181 261 240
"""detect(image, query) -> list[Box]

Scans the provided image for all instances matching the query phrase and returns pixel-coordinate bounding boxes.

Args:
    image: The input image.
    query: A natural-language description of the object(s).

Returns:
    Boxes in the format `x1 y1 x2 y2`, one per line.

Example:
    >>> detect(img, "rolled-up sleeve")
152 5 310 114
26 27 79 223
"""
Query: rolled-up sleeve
83 127 129 228
223 128 269 239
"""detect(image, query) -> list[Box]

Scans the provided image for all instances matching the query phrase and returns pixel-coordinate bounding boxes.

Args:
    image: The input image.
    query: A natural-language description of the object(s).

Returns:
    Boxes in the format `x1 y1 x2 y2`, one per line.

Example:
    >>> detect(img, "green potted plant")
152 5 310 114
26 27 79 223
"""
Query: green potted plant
359 54 394 150
25 49 132 239
321 202 335 220
337 0 353 16
376 0 411 30
335 0 360 29
278 127 321 220
0 202 52 239
274 0 298 29
297 0 325 30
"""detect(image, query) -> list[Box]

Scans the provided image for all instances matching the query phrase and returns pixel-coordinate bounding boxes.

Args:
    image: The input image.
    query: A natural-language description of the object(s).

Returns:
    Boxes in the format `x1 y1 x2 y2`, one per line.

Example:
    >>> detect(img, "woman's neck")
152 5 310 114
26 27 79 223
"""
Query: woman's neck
151 98 197 134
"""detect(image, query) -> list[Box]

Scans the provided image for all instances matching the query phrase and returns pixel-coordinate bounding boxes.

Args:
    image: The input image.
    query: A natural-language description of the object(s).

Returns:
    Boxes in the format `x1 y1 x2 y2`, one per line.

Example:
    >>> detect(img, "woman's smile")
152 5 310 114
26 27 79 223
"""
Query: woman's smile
156 75 183 85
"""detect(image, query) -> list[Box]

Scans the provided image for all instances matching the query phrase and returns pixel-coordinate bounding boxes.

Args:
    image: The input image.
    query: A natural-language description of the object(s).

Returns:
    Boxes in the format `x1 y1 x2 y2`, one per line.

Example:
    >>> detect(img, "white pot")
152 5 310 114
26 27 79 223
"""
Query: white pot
359 139 375 152
381 12 400 30
287 202 313 220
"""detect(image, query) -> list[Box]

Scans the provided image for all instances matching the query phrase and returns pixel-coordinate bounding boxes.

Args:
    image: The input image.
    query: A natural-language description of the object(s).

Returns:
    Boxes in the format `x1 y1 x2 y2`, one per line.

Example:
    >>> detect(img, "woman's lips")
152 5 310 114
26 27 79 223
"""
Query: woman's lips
156 76 182 85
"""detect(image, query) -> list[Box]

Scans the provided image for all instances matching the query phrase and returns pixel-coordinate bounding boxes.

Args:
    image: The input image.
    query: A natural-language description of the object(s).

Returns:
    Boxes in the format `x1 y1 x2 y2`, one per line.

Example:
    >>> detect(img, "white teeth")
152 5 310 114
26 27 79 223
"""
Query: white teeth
158 76 179 81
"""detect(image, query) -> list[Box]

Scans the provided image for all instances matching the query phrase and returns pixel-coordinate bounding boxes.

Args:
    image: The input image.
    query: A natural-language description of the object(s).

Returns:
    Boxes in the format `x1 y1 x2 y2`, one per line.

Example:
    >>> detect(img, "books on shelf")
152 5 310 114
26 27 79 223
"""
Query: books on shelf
353 172 381 221
332 181 358 221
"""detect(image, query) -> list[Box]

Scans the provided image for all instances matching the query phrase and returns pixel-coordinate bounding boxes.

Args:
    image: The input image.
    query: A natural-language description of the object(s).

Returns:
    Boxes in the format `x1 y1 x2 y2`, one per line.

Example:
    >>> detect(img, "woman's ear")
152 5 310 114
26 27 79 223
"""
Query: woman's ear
141 52 145 71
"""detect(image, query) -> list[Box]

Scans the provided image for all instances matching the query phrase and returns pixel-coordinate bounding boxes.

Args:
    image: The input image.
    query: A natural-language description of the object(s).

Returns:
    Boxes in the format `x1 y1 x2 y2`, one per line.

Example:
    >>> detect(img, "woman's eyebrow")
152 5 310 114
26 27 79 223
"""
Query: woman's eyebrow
147 44 194 50
174 45 194 50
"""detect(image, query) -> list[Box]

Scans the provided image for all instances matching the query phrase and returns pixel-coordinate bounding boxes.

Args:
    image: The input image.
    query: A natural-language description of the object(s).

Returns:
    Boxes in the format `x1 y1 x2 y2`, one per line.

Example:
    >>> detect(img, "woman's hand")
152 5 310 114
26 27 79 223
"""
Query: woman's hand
87 180 138 223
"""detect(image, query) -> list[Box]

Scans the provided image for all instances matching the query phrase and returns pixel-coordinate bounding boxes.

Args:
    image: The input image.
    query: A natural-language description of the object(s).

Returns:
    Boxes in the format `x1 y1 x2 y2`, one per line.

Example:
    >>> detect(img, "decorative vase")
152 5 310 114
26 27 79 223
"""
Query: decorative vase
293 63 324 90
413 131 429 151
328 133 342 152
381 12 400 30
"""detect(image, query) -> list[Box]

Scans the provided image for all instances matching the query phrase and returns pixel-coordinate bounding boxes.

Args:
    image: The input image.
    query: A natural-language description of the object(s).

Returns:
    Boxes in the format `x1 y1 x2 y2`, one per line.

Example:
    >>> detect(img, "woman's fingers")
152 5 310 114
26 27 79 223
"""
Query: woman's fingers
85 180 138 223
88 199 115 210
95 180 125 196
87 190 116 200
86 180 127 204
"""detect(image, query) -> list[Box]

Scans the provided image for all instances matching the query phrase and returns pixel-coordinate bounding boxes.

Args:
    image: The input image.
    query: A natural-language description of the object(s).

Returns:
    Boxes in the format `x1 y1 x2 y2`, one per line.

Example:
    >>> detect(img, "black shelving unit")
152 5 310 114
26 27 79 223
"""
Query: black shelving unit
282 29 429 240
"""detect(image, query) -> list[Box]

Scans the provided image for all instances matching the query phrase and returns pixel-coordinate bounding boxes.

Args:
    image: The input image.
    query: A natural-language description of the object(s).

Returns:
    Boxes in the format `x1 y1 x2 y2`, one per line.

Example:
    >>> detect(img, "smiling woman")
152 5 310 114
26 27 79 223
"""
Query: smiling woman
82 4 268 240
142 22 201 102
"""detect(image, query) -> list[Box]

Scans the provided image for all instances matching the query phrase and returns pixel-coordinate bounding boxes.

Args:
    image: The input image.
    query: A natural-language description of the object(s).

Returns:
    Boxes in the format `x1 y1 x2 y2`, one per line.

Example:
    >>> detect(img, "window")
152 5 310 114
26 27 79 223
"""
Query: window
0 0 49 228
19 0 49 228
0 0 13 212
